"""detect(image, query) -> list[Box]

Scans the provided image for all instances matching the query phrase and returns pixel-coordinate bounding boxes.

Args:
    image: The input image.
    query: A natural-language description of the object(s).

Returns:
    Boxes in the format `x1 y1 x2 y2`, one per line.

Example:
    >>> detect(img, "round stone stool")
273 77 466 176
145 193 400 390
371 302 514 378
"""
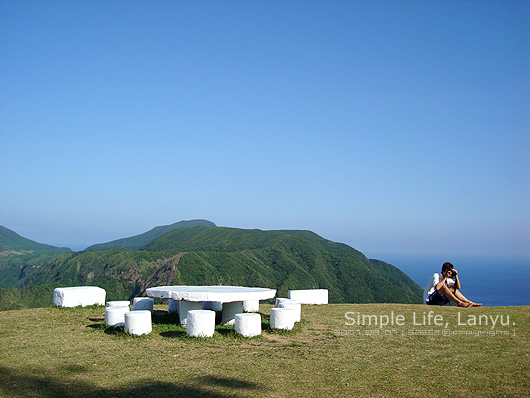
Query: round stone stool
132 297 154 312
186 310 215 338
168 299 180 314
275 298 297 307
235 313 262 337
106 300 131 308
278 302 301 322
270 307 296 330
124 310 152 336
105 306 129 327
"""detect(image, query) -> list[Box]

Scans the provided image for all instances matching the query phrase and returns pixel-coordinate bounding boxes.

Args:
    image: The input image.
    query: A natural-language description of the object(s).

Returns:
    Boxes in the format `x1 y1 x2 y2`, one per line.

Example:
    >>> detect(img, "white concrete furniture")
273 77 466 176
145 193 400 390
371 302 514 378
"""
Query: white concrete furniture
106 300 130 308
105 306 129 327
270 307 296 330
179 301 203 326
168 299 180 314
243 300 259 313
124 310 152 336
133 297 154 312
235 313 262 337
53 286 106 307
278 301 301 322
146 286 276 325
186 310 215 338
288 289 328 305
221 301 244 325
275 298 298 307
203 301 223 311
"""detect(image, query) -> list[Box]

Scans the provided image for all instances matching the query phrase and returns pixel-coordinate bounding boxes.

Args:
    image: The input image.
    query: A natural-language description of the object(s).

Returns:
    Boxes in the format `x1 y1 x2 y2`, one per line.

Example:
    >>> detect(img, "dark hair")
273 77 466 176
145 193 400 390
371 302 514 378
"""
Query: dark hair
442 262 454 274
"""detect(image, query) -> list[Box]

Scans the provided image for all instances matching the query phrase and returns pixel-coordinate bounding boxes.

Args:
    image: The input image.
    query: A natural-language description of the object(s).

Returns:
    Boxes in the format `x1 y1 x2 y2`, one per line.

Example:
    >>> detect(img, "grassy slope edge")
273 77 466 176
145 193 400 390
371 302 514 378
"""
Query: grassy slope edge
0 303 528 397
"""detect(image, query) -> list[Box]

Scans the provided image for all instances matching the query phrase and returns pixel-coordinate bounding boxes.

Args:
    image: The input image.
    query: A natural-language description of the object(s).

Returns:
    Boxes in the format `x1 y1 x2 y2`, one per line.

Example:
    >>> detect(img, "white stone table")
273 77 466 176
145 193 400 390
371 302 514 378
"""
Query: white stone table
146 285 276 325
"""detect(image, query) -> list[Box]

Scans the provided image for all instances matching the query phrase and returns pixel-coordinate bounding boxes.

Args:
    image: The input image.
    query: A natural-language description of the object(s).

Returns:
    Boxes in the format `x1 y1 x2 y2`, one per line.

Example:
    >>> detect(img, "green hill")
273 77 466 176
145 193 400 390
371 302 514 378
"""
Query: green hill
84 219 216 251
0 226 71 254
0 226 71 287
4 225 423 310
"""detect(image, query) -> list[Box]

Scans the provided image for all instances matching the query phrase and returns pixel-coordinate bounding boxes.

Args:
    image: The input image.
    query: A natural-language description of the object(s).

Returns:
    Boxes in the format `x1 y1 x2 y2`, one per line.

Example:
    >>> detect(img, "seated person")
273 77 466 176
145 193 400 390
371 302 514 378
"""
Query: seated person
424 262 481 307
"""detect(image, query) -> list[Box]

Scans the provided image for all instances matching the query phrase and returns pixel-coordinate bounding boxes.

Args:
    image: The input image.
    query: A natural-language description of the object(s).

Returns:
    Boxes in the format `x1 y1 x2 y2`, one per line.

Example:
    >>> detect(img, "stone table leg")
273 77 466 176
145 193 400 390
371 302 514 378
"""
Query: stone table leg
222 301 244 325
179 301 203 327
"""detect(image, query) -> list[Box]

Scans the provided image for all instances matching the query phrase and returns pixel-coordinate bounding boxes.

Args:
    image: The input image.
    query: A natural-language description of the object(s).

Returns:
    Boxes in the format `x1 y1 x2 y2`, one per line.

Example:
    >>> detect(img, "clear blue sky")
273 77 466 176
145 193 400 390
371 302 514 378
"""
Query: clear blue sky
1 1 529 258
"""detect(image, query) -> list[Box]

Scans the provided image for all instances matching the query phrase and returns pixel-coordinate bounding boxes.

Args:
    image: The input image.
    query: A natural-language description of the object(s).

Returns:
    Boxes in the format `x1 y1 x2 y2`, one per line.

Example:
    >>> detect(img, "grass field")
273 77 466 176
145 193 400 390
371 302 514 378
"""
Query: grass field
0 303 528 397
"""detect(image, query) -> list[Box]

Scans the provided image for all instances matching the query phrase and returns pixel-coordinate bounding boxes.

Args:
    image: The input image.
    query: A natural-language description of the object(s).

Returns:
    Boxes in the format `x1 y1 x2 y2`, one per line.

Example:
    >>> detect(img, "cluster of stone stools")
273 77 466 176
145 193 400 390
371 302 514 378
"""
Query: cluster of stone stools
168 299 263 338
104 297 264 337
105 297 155 336
104 296 304 337
54 286 328 338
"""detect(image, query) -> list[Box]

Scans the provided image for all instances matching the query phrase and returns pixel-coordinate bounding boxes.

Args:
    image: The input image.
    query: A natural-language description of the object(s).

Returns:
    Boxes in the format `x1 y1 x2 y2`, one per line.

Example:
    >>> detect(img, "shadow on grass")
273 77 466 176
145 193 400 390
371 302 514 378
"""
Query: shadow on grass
0 365 263 398
199 375 263 390
152 310 224 326
214 324 236 336
151 311 180 325
104 325 126 335
160 330 187 339
86 323 106 330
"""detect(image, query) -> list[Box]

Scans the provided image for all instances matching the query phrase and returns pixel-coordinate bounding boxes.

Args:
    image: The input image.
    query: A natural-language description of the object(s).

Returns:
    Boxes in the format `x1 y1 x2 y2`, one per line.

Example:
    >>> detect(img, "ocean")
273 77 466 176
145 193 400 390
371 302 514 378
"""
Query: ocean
373 254 530 307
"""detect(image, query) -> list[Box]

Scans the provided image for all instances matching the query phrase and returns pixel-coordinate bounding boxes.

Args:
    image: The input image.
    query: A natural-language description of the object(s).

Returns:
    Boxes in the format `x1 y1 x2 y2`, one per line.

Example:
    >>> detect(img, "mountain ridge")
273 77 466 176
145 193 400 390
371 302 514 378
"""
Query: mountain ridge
0 226 72 254
0 222 424 310
84 219 216 251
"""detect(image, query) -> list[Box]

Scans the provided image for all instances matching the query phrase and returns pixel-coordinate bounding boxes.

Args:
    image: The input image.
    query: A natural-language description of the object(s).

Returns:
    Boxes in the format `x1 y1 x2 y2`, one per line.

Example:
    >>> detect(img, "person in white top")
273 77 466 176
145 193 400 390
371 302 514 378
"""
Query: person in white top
424 262 481 307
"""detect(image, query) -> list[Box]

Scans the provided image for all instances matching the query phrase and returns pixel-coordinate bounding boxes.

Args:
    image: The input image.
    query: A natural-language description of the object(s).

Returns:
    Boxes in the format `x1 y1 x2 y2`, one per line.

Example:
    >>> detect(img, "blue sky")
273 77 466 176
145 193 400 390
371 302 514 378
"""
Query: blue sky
1 1 529 258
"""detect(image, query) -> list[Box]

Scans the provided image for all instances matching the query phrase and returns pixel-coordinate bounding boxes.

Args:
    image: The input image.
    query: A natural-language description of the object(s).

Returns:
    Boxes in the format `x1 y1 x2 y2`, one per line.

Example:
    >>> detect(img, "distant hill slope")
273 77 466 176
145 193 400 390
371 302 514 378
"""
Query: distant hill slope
84 220 216 251
0 226 71 287
11 226 423 310
0 226 71 253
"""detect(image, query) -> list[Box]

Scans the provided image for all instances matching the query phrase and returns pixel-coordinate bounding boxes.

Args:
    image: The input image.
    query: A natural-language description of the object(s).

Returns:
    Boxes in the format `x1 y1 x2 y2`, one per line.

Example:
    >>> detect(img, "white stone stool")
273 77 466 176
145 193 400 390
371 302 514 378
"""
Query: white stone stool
105 306 129 327
179 301 203 327
124 310 152 336
186 310 215 338
106 300 131 308
168 299 180 314
222 301 244 325
270 307 296 330
132 297 154 312
235 313 262 337
278 302 301 322
243 300 259 312
275 297 297 307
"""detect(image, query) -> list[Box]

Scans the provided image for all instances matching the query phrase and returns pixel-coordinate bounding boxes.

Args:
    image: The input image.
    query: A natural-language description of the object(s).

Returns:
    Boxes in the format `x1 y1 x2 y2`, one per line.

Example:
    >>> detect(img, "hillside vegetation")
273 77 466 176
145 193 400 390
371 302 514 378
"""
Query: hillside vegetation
0 226 71 287
84 219 216 251
0 222 423 310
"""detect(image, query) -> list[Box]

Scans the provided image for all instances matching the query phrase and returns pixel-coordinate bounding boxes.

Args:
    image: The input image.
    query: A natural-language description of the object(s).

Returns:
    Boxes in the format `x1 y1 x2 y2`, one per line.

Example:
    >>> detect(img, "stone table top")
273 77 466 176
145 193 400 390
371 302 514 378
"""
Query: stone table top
145 285 277 303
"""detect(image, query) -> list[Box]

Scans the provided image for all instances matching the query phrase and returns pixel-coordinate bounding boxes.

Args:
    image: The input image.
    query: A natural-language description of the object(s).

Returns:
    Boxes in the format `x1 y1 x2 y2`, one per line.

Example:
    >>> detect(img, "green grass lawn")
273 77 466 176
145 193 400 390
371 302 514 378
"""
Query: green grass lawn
0 303 528 397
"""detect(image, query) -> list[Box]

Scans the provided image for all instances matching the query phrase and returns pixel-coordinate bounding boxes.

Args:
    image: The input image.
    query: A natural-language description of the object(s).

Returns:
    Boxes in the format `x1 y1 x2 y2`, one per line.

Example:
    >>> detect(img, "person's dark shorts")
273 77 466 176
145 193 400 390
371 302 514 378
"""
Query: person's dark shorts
426 290 450 306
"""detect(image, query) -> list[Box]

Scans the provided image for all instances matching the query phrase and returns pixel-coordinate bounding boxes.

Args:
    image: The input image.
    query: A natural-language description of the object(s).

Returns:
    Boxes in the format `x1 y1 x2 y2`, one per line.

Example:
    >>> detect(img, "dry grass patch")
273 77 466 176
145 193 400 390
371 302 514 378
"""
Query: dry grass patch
0 303 528 397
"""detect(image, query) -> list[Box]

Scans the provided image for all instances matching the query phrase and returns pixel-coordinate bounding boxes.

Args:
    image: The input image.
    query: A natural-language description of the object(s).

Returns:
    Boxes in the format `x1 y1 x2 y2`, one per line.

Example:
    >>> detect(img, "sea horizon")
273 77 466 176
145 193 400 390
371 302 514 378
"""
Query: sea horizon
374 253 530 307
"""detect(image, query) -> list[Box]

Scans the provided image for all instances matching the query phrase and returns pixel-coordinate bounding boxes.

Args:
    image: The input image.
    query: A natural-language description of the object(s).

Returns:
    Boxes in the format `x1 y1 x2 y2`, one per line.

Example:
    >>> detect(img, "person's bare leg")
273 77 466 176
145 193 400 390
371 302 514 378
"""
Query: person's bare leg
438 285 472 307
454 289 482 306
